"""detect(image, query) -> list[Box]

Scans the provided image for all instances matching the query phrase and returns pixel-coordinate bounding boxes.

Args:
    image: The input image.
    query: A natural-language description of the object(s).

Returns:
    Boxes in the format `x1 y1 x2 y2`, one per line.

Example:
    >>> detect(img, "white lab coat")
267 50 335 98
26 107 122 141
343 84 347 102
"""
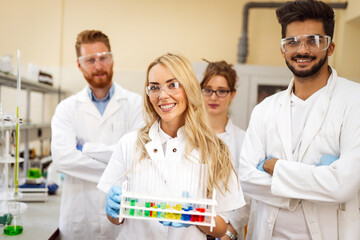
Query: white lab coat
51 83 144 240
97 120 246 240
217 119 249 240
239 68 360 240
217 119 246 173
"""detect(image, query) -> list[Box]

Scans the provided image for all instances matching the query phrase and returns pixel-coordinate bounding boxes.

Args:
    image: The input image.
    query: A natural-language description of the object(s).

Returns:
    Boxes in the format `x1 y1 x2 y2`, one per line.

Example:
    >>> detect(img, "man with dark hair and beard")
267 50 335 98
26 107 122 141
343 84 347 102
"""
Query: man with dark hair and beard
51 30 143 240
239 0 360 239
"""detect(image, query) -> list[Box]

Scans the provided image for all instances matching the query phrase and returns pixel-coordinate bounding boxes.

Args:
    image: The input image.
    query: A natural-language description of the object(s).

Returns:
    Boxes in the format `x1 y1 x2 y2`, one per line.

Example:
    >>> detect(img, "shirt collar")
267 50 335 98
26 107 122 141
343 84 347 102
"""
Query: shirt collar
87 84 115 102
150 119 185 143
158 122 172 145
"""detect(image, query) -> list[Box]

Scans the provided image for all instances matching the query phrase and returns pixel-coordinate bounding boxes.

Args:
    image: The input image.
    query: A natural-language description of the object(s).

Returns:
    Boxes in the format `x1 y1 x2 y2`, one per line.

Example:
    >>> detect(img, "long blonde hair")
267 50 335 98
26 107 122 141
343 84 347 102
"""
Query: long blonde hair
136 53 236 196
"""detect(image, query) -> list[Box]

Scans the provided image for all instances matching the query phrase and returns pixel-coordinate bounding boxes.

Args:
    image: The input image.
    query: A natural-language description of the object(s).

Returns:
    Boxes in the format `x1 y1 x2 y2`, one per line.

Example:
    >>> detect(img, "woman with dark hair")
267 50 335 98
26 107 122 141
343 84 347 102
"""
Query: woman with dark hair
201 60 249 240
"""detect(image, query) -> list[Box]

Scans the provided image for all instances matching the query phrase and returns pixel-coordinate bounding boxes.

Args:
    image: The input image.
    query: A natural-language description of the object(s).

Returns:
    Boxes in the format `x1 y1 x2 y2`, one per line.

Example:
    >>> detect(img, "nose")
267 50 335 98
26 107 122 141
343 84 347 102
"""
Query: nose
94 58 104 70
297 42 310 54
210 91 217 99
158 87 170 99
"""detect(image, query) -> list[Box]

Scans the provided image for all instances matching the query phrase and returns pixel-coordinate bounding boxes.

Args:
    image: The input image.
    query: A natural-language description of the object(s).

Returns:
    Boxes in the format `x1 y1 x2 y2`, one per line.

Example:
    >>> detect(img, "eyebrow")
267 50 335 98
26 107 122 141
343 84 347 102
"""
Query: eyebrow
149 78 177 85
285 34 322 39
204 86 229 89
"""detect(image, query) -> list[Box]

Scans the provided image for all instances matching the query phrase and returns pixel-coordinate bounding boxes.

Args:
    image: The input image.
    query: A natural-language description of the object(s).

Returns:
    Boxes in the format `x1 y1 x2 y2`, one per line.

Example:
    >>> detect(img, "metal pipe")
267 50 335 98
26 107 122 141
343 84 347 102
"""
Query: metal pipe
237 1 348 64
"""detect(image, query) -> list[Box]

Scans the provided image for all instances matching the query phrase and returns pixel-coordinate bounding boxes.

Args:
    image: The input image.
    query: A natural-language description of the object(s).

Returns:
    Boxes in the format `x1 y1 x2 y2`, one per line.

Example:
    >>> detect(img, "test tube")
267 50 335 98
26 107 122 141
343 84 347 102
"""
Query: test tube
152 205 158 218
144 201 151 217
181 191 191 221
196 207 205 222
136 199 143 217
174 203 182 220
129 198 136 216
159 202 166 219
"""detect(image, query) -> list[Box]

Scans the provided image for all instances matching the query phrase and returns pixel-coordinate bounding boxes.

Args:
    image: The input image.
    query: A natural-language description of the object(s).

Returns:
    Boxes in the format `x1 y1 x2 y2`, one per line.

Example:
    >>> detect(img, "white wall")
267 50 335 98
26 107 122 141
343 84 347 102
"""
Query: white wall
1 0 359 128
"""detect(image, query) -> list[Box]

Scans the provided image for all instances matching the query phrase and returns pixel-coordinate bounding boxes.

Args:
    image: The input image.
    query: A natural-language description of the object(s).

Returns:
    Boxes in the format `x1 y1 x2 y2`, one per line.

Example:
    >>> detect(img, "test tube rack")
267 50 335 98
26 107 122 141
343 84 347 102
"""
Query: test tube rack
119 180 217 231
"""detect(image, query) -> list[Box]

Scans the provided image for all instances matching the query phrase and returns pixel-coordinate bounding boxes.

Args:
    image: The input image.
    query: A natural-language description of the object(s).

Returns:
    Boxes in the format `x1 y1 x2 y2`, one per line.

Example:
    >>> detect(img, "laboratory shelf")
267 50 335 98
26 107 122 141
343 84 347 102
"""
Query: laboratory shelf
0 71 67 94
0 70 67 175
0 123 51 143
0 123 50 130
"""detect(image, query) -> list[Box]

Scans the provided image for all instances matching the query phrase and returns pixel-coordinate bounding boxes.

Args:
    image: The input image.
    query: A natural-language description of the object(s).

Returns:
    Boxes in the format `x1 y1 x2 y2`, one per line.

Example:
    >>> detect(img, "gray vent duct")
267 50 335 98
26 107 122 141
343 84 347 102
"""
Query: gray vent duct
238 1 348 64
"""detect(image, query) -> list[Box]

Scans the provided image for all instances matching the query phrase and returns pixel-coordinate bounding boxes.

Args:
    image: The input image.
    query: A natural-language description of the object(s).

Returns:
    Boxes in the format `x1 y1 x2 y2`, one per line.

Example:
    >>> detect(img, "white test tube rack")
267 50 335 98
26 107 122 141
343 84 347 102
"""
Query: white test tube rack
119 180 217 231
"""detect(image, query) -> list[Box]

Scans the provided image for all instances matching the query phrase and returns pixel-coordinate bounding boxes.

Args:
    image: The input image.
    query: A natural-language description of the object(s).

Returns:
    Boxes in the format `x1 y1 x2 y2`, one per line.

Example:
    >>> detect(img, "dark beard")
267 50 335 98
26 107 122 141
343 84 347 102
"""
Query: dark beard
286 52 328 78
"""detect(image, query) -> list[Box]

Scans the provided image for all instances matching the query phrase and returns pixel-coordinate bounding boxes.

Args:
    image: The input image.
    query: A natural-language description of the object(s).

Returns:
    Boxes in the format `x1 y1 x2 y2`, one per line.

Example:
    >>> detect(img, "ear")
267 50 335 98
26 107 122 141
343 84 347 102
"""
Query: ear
280 47 285 59
77 59 82 70
230 90 236 103
327 42 335 57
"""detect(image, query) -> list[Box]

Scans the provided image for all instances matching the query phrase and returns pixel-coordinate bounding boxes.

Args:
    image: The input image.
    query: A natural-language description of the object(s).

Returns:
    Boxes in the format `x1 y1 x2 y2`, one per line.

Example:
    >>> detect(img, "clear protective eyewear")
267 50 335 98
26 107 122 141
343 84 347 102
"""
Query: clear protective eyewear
201 88 231 98
146 79 181 98
78 52 113 68
281 34 331 53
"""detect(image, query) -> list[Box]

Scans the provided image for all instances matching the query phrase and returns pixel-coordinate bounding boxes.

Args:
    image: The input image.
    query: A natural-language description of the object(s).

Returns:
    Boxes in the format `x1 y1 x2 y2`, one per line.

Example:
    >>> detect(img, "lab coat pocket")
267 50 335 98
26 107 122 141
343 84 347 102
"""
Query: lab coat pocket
311 130 339 165
337 200 360 239
317 127 340 154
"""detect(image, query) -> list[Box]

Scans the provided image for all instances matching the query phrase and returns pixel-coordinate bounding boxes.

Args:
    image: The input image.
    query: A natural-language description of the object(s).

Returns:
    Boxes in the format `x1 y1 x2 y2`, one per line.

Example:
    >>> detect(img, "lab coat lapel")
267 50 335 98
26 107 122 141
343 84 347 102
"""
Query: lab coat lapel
298 69 336 162
100 84 123 124
276 80 294 162
100 97 121 123
77 87 102 120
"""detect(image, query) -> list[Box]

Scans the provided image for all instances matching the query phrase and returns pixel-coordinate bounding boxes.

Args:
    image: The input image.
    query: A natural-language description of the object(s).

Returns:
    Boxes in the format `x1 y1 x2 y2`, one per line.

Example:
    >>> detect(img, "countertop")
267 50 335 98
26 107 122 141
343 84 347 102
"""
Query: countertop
0 194 61 239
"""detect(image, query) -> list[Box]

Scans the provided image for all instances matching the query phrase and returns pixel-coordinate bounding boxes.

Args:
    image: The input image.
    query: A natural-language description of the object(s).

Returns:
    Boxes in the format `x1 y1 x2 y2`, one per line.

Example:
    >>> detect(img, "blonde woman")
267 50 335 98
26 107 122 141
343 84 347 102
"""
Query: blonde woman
200 60 249 240
97 53 245 239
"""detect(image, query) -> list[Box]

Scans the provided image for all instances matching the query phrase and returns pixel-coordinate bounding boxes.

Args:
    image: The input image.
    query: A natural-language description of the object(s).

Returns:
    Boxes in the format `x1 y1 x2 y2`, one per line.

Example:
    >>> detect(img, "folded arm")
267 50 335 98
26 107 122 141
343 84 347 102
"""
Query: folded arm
51 103 109 183
239 106 296 209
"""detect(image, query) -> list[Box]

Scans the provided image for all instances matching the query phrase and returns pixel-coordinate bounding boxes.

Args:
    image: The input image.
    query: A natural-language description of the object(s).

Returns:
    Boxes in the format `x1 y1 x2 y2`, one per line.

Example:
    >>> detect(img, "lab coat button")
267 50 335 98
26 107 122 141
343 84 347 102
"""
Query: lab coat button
172 148 177 153
267 217 273 223
153 149 158 153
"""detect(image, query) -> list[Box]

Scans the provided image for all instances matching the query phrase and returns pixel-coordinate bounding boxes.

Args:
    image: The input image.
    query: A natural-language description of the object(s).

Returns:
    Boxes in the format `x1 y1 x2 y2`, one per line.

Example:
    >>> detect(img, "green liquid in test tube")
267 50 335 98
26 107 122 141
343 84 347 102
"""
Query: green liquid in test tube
145 202 151 217
129 198 136 216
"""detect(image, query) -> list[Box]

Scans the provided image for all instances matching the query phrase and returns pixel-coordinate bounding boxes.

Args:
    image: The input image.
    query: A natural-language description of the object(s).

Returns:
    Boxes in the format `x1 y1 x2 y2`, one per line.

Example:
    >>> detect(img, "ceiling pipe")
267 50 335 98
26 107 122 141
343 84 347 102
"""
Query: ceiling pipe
237 1 348 64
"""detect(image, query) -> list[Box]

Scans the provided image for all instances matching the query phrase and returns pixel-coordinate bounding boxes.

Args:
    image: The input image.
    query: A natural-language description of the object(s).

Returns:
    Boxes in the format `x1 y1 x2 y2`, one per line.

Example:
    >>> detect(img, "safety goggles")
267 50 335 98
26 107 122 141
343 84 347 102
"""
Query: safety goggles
281 34 331 53
201 88 231 98
78 52 113 68
146 79 181 98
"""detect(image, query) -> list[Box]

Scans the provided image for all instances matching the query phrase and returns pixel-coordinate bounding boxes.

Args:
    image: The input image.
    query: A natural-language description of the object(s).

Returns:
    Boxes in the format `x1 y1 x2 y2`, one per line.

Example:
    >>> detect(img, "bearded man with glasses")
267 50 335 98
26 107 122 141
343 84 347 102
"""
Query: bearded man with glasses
51 30 144 240
239 0 360 239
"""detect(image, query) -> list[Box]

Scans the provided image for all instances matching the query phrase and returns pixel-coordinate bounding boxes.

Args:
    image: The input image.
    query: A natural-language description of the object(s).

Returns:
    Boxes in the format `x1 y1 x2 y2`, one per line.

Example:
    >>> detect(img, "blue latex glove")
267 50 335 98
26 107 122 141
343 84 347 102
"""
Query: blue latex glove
159 221 191 228
257 157 272 172
105 186 122 219
47 183 59 195
76 144 83 151
318 154 339 166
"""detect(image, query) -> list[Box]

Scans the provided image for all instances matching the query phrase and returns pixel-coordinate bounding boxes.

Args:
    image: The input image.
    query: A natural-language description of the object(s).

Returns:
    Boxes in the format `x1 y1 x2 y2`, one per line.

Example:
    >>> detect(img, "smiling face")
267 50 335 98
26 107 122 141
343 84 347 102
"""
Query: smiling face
281 19 334 79
77 41 114 89
202 75 235 117
148 63 187 132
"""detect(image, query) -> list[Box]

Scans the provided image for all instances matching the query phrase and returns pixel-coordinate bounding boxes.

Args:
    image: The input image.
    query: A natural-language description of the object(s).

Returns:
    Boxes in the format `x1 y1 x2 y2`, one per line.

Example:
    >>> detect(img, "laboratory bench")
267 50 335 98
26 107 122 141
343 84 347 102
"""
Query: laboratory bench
1 194 61 240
